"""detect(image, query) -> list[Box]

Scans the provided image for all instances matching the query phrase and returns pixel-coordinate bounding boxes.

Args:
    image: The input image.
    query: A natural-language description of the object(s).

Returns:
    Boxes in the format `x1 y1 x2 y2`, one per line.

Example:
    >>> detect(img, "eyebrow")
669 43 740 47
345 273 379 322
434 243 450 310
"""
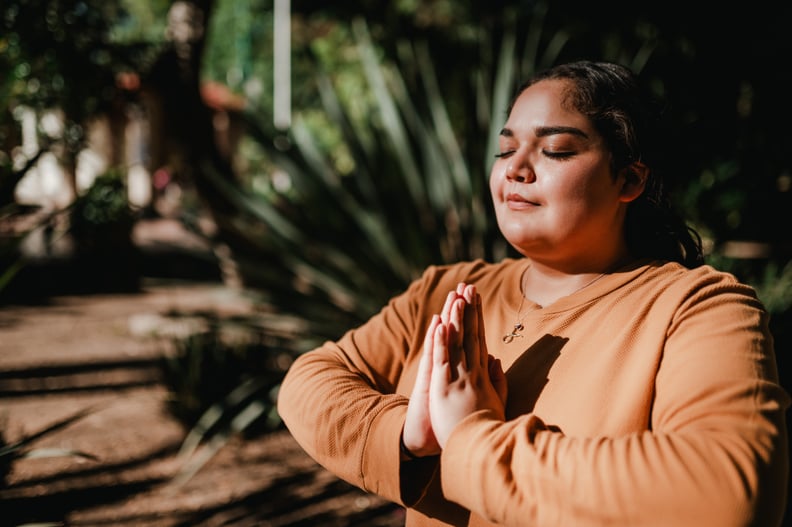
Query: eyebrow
500 125 589 139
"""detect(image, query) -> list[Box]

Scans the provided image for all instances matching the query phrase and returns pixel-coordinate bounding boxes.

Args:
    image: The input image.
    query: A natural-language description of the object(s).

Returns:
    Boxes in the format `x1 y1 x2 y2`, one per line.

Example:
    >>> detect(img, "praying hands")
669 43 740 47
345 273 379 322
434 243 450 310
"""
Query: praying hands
402 283 508 458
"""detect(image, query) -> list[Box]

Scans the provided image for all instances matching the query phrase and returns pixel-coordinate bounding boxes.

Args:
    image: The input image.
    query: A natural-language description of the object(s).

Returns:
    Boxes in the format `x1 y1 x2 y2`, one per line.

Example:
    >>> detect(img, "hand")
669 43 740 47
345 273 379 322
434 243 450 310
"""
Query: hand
429 284 507 448
402 313 443 458
402 285 471 457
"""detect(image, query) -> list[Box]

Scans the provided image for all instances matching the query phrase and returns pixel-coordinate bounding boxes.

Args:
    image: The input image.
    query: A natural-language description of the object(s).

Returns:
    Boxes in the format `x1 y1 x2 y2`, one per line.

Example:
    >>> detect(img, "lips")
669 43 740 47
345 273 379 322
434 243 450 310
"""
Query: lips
505 192 539 207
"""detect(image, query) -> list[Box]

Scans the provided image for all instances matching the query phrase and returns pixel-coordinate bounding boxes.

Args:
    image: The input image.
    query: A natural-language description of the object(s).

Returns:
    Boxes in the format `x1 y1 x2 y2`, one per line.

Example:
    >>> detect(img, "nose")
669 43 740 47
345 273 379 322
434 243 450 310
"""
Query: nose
505 157 535 183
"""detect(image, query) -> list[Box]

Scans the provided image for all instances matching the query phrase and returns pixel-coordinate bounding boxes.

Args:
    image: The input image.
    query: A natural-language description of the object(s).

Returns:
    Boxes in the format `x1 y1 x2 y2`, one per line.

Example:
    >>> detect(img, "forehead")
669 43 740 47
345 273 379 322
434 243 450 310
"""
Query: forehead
505 79 590 132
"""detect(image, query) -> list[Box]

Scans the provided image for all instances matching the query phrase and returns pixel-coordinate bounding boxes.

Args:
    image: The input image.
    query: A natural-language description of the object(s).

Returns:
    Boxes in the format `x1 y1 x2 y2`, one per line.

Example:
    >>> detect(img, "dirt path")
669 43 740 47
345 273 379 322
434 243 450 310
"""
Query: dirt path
0 281 404 526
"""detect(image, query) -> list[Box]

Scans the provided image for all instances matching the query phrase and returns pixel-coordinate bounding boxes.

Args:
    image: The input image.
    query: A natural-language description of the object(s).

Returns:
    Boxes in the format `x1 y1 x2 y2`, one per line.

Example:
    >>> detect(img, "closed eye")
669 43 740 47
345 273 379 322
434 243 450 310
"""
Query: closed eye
543 150 575 159
494 150 516 158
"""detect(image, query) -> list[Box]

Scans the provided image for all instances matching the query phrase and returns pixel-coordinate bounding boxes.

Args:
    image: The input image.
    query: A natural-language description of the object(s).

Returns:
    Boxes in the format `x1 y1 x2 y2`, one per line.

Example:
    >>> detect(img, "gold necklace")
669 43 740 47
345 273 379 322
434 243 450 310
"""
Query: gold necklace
502 294 527 343
502 267 607 344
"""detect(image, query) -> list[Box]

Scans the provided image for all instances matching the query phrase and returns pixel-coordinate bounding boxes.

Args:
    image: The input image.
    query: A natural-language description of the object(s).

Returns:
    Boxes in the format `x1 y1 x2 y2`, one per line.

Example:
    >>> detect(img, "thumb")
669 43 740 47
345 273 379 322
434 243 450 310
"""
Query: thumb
488 355 508 405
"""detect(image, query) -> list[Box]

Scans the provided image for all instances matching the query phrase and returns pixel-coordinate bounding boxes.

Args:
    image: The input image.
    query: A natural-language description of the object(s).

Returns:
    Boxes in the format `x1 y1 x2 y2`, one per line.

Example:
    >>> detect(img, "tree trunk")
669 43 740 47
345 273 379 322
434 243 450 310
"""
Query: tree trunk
140 0 262 289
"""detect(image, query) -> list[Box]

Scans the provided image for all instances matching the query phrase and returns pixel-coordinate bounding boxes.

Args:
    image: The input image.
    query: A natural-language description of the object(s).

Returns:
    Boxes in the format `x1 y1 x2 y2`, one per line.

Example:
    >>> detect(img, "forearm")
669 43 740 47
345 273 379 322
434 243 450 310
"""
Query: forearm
441 389 789 527
277 344 412 502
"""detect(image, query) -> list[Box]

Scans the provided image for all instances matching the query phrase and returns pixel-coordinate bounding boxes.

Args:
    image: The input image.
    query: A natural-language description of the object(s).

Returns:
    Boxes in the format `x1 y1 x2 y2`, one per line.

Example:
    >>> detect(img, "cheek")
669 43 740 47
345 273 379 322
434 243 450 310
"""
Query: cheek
488 166 502 198
557 162 617 204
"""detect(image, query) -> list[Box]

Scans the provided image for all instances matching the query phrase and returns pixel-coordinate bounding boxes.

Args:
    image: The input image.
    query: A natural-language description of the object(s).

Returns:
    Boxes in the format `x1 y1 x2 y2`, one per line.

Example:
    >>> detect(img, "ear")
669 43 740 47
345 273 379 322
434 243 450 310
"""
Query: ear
618 161 648 203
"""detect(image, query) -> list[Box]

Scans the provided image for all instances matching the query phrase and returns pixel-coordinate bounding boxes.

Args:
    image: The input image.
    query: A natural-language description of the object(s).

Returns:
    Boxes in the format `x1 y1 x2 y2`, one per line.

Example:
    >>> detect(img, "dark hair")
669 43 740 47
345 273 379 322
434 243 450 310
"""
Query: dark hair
511 61 704 268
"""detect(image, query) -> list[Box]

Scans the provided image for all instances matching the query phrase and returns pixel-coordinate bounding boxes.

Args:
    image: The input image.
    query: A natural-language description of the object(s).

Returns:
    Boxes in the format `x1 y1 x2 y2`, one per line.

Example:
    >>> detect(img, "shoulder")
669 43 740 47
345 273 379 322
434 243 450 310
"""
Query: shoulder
642 261 756 294
636 260 766 314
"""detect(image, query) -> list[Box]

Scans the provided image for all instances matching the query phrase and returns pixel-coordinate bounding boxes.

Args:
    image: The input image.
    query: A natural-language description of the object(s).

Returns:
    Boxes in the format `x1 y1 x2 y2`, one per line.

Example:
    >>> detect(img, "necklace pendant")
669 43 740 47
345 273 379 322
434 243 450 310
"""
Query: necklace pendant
502 323 524 344
502 331 523 343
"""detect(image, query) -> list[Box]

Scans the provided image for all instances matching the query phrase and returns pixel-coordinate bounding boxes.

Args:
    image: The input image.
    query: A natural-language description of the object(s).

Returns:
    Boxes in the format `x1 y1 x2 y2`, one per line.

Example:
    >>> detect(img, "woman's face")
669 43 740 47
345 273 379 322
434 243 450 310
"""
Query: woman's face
489 79 631 264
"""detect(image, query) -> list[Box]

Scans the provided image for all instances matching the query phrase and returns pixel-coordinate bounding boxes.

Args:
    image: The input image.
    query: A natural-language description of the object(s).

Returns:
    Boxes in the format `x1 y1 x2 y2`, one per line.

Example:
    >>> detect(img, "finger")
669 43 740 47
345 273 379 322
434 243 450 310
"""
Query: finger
476 293 489 369
423 314 440 355
448 298 466 367
459 285 485 370
461 283 475 304
462 293 478 369
431 322 453 381
489 356 508 405
456 282 466 296
416 315 440 386
404 315 442 457
440 290 458 325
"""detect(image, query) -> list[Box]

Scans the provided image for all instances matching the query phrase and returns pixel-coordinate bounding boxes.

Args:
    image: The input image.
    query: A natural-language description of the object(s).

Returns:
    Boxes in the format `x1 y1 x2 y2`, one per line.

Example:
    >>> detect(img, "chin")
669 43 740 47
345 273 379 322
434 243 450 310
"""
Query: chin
498 221 531 241
509 246 532 258
501 235 536 256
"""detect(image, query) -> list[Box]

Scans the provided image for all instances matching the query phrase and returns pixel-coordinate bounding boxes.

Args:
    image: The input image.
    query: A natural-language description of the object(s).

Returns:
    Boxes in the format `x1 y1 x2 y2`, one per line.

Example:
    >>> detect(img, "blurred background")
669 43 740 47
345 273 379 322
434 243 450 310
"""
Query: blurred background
1 0 790 525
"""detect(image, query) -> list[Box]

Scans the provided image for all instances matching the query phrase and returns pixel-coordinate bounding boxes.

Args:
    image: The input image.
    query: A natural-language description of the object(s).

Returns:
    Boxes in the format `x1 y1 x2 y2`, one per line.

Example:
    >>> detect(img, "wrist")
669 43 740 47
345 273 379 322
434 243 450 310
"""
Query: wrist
400 431 421 461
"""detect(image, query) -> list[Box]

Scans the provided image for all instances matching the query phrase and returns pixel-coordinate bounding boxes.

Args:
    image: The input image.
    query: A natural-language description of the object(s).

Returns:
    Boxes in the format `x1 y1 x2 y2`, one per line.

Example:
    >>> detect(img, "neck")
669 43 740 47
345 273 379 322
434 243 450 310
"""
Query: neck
520 252 632 307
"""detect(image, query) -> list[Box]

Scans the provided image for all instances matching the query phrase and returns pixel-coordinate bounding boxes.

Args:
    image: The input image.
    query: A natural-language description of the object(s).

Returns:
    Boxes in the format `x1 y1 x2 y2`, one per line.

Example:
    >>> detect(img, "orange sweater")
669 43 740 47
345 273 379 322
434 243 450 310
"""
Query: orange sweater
277 258 789 526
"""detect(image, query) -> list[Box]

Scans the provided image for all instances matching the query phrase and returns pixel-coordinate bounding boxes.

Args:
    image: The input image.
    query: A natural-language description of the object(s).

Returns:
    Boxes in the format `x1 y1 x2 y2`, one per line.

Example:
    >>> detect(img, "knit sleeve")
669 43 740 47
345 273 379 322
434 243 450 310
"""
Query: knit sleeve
440 277 790 526
276 265 452 505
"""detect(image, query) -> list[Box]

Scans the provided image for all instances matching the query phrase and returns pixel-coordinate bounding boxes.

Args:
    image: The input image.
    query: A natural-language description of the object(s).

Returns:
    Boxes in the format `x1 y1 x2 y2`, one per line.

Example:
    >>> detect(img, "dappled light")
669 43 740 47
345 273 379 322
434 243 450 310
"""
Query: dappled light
1 0 790 525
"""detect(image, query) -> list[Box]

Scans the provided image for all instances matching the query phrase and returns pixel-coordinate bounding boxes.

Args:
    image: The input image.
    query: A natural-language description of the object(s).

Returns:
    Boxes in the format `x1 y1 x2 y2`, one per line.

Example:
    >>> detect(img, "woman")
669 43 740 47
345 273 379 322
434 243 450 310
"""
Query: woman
277 60 789 526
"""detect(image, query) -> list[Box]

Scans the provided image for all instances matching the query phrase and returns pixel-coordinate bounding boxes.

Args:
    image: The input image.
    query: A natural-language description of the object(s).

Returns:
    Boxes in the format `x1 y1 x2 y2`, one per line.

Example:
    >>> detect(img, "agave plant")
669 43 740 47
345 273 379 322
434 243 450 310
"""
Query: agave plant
168 7 570 480
202 11 569 341
170 5 667 481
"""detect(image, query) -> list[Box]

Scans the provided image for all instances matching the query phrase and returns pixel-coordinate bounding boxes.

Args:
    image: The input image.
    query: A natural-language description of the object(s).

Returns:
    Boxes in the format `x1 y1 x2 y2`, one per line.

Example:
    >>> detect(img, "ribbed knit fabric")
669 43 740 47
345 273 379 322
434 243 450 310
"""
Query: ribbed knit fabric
277 258 789 526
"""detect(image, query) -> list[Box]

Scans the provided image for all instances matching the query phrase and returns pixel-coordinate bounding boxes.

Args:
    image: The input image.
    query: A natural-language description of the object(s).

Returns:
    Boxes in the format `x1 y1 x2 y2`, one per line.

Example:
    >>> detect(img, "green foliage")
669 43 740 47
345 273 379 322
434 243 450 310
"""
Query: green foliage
0 1 162 299
1 0 116 109
0 0 162 176
158 308 298 483
706 252 792 317
166 5 688 476
2 0 119 140
110 0 171 44
209 3 670 339
4 0 787 489
63 168 141 292
202 0 274 110
68 168 134 249
160 313 287 426
215 9 569 336
162 5 572 477
754 261 792 316
73 171 130 225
